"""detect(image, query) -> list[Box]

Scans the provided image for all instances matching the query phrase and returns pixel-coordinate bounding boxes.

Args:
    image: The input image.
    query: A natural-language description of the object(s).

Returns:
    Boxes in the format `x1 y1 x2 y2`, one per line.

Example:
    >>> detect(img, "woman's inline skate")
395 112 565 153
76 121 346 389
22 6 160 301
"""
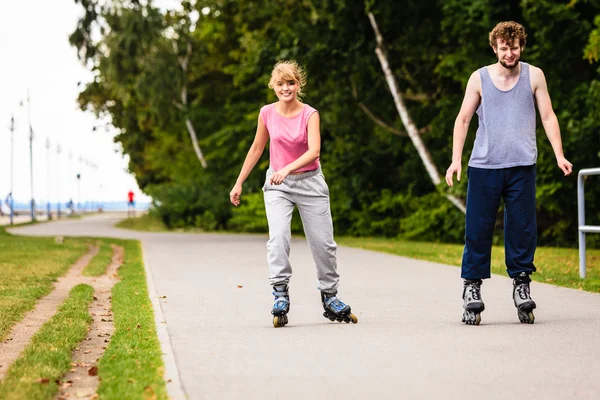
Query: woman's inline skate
271 284 290 328
321 291 358 324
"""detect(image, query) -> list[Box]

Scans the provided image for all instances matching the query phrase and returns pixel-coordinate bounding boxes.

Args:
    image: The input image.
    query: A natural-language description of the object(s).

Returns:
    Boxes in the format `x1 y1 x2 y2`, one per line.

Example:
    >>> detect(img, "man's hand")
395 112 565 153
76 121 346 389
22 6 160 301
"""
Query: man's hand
445 161 462 187
229 183 242 206
557 156 573 176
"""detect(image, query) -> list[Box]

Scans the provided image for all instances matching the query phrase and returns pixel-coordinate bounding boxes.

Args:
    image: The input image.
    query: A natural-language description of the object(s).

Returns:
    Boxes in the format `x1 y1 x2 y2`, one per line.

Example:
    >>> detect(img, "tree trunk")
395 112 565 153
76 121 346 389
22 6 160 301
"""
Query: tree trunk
178 41 208 168
367 12 465 214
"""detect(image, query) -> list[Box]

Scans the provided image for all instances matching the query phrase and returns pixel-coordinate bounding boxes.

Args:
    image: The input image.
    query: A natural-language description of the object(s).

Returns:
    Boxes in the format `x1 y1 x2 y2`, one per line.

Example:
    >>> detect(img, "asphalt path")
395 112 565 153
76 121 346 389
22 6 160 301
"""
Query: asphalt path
8 214 600 400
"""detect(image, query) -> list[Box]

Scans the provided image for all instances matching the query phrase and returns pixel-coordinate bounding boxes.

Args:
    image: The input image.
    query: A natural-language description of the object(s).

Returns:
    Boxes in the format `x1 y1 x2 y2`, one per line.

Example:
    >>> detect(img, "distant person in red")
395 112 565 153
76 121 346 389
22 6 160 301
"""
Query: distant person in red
127 190 135 217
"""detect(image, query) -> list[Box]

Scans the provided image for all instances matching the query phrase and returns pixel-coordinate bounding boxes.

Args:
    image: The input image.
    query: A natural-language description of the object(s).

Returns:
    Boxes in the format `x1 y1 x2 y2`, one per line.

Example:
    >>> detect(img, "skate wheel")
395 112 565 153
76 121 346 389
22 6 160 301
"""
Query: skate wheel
349 313 358 324
273 315 287 328
518 310 535 324
462 311 480 325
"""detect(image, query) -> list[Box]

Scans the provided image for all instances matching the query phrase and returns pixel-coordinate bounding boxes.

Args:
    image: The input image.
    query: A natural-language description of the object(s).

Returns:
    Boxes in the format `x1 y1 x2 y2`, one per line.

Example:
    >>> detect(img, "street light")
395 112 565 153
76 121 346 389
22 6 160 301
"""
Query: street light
27 90 35 222
8 115 15 225
68 150 73 209
56 143 62 218
77 155 82 213
45 137 51 220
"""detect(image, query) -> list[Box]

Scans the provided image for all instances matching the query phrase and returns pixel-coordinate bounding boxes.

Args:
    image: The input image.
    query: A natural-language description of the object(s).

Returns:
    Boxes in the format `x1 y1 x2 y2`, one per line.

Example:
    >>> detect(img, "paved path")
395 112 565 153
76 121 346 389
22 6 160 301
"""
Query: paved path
8 214 600 400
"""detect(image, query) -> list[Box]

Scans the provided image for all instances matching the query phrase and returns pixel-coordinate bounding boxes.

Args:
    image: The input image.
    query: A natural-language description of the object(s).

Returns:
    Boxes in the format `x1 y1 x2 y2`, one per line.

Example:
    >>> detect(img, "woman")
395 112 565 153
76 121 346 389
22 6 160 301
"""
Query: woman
229 60 357 328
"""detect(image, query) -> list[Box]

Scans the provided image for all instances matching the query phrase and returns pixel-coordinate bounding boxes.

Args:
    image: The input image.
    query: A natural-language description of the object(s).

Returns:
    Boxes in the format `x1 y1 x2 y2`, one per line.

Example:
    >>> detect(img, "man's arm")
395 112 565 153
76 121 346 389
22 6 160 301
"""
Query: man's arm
531 66 573 176
445 71 482 186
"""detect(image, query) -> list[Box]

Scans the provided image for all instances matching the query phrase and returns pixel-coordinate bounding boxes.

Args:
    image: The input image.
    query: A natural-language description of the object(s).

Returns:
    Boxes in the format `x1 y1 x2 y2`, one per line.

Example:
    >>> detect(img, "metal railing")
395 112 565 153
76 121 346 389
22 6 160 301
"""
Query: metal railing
578 168 600 278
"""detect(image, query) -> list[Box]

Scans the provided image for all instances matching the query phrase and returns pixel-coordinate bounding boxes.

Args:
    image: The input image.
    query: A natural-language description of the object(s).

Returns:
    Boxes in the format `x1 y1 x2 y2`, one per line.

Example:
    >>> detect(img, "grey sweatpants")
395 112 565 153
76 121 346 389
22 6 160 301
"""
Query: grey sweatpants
263 167 339 293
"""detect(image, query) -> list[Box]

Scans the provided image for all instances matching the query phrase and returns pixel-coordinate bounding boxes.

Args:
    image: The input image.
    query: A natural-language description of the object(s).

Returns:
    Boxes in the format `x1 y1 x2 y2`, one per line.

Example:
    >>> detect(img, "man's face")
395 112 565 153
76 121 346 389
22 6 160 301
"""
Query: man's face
493 38 521 69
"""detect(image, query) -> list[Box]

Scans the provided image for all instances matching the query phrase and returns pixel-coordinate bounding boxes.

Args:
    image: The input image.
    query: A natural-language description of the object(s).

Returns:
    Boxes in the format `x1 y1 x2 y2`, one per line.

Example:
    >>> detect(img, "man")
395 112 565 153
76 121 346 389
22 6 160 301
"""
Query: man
127 190 135 217
445 21 572 325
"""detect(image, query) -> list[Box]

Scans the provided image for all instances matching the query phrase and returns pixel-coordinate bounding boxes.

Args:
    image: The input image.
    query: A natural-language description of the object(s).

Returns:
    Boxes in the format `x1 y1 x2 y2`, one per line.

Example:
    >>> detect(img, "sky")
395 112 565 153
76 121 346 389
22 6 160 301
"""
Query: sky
0 1 182 205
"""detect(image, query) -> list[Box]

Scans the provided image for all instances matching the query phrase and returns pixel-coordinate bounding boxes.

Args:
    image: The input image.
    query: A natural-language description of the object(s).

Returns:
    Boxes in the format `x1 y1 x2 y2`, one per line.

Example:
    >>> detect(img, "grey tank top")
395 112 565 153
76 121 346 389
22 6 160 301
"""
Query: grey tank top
469 62 537 169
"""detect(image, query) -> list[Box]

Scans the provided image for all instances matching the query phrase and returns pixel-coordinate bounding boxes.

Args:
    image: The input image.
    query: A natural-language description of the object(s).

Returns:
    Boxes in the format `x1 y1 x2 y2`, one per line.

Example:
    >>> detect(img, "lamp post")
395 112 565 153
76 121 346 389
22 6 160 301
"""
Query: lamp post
8 115 15 225
68 150 73 208
77 155 82 213
45 137 51 220
27 90 35 222
56 144 62 218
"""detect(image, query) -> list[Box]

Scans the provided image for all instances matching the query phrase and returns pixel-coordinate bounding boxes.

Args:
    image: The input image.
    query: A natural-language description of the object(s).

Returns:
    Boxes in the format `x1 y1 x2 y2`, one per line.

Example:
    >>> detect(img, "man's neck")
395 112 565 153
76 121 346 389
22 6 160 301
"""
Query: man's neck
494 61 521 79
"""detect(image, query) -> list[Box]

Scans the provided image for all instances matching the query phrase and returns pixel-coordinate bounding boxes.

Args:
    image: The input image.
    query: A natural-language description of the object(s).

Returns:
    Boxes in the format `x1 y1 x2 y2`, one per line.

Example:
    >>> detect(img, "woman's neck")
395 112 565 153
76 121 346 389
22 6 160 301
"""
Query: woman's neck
276 100 303 117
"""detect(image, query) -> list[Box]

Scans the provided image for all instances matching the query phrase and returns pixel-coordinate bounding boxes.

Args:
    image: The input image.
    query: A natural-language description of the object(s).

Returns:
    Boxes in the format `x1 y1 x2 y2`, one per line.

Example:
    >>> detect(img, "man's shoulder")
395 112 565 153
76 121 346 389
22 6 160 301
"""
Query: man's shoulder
524 62 543 75
525 63 546 88
466 69 483 92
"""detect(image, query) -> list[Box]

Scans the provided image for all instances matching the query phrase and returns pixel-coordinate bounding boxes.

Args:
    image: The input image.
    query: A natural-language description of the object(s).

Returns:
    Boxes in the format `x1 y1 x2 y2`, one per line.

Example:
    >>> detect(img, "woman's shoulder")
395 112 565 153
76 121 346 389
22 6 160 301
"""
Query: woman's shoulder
302 103 319 120
302 103 318 113
260 103 276 115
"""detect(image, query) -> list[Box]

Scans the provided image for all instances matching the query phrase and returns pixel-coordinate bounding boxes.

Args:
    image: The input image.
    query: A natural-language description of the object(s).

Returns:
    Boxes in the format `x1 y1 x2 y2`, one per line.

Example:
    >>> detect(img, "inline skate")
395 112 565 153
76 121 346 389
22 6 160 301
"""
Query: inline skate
321 291 358 324
271 284 290 328
513 272 536 324
462 279 485 325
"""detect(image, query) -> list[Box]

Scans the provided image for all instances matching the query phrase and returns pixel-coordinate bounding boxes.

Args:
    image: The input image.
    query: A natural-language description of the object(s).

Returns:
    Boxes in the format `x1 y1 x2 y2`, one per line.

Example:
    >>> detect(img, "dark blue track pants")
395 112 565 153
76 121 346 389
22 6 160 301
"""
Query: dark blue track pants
461 165 537 280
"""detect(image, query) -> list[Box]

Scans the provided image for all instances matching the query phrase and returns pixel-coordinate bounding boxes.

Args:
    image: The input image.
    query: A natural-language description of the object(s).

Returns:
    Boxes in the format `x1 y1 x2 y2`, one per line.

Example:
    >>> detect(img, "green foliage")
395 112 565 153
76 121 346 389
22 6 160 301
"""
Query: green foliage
228 192 269 233
70 0 600 247
584 15 600 63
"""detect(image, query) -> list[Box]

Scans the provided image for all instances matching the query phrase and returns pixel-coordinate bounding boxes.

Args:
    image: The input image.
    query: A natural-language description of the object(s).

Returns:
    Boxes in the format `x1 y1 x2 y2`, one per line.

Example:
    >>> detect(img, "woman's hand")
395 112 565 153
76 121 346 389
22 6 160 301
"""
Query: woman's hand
269 168 290 185
230 183 243 206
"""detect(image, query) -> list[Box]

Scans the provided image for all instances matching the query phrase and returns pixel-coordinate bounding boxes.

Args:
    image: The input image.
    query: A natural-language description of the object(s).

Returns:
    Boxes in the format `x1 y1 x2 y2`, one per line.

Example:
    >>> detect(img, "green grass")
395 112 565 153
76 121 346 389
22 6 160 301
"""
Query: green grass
83 242 113 277
96 239 167 399
0 228 89 341
337 237 600 293
0 284 94 400
0 226 167 399
115 213 167 232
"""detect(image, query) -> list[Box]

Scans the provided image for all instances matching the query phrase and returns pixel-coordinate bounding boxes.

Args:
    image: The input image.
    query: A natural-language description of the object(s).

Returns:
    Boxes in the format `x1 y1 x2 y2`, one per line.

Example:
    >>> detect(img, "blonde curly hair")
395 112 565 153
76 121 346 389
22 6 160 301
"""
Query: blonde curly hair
268 60 307 99
489 21 527 49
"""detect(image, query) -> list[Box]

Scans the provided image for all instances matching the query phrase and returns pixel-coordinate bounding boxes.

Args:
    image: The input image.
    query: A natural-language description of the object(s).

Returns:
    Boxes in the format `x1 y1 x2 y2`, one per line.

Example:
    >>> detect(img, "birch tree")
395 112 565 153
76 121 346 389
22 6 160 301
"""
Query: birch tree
173 40 208 168
367 11 466 214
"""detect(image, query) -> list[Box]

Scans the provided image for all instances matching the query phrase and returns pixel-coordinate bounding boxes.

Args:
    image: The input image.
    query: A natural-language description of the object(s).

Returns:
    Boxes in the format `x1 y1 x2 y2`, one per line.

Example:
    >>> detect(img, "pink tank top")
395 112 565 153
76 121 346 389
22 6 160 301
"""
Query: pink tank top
260 103 320 172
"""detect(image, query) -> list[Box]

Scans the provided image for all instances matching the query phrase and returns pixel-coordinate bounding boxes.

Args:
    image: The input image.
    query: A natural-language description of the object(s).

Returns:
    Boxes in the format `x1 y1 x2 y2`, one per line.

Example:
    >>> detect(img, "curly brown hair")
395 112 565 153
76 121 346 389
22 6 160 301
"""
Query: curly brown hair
489 21 527 48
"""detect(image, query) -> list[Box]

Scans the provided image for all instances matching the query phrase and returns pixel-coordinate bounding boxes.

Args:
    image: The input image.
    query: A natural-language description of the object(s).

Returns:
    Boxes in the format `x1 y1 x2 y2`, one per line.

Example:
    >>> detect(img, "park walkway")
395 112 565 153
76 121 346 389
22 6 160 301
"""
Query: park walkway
8 214 600 400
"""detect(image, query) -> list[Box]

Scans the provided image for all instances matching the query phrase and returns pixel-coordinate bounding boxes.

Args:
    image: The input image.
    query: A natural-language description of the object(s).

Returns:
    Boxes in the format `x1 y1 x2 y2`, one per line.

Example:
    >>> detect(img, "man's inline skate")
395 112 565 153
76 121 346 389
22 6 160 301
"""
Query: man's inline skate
321 291 358 324
271 284 290 328
462 279 485 325
513 272 536 324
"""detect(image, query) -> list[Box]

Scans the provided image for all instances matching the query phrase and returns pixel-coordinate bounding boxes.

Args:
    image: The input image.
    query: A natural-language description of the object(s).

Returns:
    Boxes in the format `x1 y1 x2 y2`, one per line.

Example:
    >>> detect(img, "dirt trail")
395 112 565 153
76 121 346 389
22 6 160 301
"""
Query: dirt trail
0 245 100 381
56 244 123 400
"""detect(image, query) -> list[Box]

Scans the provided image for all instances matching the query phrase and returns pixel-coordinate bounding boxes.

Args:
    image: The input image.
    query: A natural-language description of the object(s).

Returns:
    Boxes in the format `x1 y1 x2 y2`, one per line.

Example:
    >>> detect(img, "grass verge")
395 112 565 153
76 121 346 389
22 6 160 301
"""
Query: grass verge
82 242 113 277
115 213 167 232
1 226 167 398
0 284 94 400
96 238 167 399
337 237 600 293
0 228 89 341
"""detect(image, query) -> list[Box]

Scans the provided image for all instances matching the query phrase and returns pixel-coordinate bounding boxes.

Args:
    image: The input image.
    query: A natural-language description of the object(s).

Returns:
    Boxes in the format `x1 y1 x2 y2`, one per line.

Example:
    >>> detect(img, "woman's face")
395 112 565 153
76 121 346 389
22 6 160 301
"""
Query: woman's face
273 76 298 102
